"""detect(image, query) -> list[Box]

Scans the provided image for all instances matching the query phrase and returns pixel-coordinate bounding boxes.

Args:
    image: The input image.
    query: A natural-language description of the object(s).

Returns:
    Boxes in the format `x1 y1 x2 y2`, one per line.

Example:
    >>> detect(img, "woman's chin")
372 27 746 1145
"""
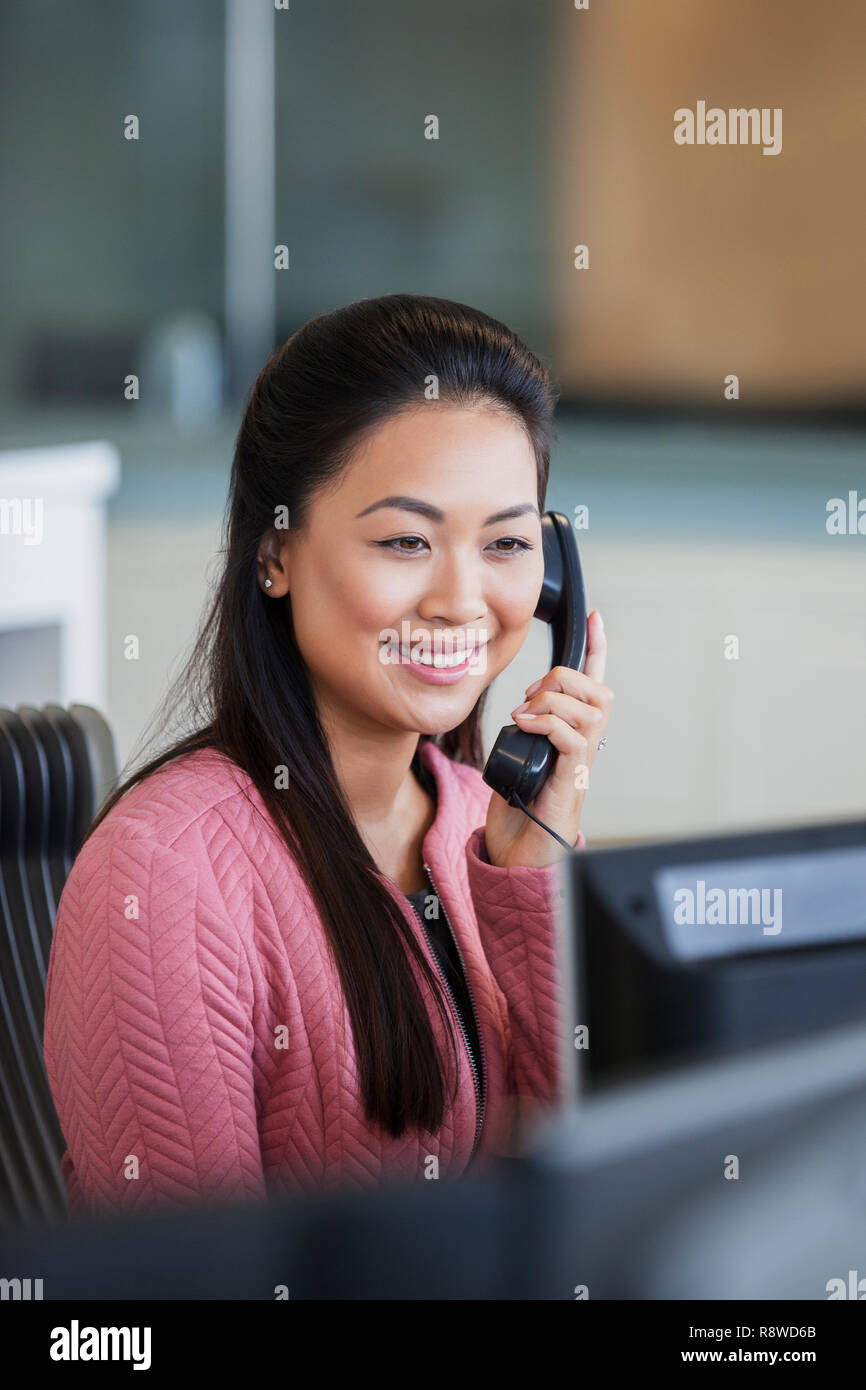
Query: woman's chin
378 670 491 736
409 703 482 737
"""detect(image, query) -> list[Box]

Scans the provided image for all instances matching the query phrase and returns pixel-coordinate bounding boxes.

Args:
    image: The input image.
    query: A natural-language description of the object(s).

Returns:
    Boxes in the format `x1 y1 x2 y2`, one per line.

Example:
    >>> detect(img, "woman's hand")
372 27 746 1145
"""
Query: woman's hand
483 609 612 869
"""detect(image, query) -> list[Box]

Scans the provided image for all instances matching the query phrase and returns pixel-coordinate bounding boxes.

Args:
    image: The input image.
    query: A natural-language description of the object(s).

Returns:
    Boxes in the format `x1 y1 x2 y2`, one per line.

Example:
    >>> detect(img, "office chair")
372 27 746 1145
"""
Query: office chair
0 704 118 1227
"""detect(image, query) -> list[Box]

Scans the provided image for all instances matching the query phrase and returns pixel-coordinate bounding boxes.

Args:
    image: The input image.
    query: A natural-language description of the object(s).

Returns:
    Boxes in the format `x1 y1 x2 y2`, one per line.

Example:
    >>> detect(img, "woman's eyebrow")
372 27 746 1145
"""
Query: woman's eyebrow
355 496 540 526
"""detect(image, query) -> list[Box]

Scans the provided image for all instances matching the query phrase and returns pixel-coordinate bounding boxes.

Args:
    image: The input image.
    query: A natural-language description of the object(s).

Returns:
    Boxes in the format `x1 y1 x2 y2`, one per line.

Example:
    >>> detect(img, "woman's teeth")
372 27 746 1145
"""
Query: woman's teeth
410 649 474 668
377 633 489 670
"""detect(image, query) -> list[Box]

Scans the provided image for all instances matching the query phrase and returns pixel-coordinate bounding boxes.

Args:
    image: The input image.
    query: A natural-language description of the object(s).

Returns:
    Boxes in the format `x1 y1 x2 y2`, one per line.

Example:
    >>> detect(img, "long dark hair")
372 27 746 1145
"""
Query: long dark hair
86 294 558 1137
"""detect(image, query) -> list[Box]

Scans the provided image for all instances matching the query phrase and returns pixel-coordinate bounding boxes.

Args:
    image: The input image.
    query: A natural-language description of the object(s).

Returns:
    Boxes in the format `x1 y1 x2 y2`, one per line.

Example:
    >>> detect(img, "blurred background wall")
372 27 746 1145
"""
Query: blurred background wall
552 0 866 406
0 0 863 844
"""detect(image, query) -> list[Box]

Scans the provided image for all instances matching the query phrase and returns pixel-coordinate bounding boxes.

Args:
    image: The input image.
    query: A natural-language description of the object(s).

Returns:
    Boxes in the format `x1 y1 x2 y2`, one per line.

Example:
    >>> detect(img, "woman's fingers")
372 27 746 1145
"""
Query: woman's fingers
582 609 607 685
520 669 614 721
513 710 592 805
511 688 607 737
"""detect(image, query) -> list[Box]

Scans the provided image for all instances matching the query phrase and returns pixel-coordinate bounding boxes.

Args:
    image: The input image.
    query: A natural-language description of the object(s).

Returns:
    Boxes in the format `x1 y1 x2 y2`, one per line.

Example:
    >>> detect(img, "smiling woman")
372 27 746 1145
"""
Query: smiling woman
42 293 604 1217
255 401 546 779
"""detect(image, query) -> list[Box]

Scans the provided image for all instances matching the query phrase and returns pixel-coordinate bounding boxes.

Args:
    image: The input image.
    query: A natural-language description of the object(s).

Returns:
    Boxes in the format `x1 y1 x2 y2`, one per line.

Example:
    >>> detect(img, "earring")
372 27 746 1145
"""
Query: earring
264 579 273 589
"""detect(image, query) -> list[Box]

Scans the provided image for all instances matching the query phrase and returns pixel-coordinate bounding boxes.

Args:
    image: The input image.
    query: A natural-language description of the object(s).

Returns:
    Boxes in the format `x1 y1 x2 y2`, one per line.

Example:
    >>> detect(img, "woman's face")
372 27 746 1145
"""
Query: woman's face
273 403 545 739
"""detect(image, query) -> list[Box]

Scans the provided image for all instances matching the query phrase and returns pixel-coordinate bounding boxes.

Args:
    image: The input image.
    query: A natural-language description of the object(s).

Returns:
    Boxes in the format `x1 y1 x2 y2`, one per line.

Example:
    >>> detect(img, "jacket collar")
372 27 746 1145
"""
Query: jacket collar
411 738 490 955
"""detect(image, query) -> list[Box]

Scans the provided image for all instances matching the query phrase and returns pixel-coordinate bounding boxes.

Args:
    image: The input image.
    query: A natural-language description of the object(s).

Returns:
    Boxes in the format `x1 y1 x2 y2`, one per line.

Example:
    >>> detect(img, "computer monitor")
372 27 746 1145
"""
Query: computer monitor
528 1013 866 1300
558 816 866 1099
5 1017 866 1301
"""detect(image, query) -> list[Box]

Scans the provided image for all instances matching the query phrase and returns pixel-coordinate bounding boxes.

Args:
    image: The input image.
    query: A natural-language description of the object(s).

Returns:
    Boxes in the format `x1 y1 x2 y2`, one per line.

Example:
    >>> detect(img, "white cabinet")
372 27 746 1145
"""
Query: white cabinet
0 440 119 709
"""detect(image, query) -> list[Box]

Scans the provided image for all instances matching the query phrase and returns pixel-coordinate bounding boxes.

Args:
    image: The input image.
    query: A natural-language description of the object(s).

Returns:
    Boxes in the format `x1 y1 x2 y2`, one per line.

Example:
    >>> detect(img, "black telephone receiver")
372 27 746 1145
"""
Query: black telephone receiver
482 510 588 809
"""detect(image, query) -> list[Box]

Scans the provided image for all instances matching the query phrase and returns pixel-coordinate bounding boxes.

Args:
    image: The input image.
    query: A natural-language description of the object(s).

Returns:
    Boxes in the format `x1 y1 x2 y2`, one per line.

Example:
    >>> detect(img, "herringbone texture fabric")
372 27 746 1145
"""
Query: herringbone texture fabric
43 741 583 1216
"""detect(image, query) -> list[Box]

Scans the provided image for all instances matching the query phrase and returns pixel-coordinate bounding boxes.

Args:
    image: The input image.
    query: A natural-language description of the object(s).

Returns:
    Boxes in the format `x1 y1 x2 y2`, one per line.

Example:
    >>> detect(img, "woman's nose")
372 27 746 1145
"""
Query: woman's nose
416 559 487 625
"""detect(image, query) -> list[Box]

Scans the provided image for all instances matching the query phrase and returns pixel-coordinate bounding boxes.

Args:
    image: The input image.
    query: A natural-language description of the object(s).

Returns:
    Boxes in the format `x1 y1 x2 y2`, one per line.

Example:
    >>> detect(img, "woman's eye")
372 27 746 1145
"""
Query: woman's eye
489 537 533 555
376 535 428 553
374 536 533 555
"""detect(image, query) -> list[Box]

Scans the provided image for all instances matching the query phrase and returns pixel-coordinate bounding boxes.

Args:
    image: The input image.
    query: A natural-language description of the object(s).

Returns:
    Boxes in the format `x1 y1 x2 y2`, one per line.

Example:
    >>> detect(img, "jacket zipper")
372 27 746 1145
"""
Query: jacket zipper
419 861 486 1167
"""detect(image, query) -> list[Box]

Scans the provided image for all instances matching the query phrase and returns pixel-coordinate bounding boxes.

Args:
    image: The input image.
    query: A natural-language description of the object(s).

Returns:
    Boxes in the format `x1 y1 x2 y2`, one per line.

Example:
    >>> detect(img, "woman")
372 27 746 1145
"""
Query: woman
43 293 613 1216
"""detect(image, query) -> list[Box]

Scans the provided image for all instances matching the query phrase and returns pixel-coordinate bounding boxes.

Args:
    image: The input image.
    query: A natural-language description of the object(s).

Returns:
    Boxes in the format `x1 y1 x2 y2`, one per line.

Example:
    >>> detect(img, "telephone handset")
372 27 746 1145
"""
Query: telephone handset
482 511 588 825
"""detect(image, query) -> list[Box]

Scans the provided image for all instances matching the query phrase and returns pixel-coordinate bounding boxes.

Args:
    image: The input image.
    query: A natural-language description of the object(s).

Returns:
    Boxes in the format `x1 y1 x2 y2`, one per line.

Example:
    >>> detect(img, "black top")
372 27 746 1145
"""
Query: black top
407 748 484 1098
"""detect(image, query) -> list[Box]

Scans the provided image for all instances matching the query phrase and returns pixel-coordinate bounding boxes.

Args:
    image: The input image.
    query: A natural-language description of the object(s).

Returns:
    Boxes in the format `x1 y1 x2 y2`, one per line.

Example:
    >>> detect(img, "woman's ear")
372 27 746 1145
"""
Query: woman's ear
257 525 290 596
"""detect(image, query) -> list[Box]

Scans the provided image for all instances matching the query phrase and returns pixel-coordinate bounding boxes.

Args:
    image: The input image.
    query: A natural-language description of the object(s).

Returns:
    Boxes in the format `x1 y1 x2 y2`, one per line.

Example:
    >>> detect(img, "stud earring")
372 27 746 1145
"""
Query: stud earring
264 579 273 589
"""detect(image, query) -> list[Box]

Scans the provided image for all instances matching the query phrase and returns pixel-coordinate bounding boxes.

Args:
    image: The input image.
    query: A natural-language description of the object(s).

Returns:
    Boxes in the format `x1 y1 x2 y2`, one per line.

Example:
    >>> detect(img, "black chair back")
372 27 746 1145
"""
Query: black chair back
0 705 118 1227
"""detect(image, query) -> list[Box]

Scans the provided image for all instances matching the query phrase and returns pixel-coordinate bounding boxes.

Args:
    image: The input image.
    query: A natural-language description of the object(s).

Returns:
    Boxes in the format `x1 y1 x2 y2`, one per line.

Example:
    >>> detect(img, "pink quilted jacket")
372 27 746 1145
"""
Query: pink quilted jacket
43 739 585 1217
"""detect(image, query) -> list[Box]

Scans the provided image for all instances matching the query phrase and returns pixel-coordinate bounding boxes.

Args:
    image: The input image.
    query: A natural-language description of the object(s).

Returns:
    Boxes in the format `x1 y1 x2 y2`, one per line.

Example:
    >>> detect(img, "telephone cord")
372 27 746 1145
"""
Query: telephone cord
511 791 578 854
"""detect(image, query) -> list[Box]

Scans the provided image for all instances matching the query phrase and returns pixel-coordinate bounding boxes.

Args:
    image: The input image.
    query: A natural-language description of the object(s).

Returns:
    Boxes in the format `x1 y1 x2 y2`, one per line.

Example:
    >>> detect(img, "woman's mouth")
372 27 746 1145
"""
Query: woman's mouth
403 644 485 684
377 627 490 684
380 635 489 685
